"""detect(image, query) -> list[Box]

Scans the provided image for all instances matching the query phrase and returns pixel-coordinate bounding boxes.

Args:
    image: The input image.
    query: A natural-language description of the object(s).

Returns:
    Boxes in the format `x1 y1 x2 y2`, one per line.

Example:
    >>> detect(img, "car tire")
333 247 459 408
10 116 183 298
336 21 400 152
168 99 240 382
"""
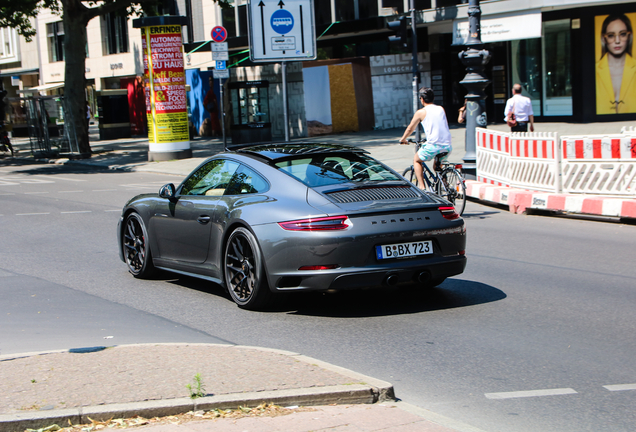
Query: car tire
224 227 273 310
122 212 156 278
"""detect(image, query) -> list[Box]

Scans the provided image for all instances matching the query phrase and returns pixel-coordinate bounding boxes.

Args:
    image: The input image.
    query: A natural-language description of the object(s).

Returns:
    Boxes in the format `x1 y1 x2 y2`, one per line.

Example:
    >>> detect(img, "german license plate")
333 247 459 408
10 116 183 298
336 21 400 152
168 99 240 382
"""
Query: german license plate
375 241 433 260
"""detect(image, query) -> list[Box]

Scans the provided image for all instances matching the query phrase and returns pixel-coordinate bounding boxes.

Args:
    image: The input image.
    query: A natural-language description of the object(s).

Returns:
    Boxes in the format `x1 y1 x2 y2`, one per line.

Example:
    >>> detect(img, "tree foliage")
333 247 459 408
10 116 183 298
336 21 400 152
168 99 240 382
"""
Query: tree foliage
0 0 60 42
3 0 229 157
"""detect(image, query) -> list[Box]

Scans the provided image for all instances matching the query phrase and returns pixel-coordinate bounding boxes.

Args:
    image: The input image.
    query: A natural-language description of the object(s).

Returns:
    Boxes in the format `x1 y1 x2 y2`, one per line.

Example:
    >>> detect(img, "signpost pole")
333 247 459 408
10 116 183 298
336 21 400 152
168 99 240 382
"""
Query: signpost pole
211 26 229 148
282 61 289 142
220 78 227 150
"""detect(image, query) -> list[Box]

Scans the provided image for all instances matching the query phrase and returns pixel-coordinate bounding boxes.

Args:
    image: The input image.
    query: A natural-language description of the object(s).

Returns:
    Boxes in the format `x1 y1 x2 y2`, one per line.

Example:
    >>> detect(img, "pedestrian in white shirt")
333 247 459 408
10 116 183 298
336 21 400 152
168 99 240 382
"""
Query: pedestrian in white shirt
504 84 534 132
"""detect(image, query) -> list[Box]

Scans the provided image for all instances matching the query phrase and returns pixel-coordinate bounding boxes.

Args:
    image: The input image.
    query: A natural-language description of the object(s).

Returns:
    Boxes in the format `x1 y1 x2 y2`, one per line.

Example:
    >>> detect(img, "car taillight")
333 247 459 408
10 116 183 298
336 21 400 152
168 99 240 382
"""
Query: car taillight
298 264 339 270
439 206 460 220
278 215 352 231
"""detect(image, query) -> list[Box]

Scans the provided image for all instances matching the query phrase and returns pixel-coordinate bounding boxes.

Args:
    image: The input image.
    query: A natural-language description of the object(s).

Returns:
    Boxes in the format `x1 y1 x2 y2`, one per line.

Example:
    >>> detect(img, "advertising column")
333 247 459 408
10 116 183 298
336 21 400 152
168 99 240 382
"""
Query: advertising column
134 16 191 161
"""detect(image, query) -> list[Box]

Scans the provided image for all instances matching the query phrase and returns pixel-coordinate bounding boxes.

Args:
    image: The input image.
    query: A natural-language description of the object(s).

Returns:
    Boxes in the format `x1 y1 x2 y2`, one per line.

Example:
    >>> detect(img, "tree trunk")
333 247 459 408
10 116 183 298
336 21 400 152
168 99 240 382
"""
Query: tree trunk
62 0 91 157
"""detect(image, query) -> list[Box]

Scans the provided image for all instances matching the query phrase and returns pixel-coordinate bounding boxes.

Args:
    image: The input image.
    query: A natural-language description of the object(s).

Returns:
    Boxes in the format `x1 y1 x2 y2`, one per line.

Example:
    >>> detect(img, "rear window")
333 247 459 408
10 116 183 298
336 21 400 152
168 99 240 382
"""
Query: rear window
274 153 401 187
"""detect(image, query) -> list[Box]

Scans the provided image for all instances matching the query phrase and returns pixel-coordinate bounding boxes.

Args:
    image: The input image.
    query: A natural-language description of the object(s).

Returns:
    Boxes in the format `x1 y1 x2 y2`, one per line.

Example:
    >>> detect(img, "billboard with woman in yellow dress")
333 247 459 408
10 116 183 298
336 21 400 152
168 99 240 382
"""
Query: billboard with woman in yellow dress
595 13 635 114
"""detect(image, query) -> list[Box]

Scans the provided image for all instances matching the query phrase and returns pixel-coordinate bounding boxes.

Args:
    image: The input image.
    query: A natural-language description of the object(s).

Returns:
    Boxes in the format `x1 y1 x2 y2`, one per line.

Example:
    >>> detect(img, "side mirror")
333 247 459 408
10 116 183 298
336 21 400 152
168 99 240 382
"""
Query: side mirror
159 183 176 199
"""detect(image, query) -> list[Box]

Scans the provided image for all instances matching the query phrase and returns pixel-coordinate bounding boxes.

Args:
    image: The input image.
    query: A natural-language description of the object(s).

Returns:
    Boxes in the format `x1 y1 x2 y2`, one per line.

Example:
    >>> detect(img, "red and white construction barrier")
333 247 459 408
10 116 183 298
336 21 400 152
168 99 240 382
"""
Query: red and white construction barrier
509 132 560 193
476 128 510 187
561 135 636 196
471 126 636 219
466 180 636 218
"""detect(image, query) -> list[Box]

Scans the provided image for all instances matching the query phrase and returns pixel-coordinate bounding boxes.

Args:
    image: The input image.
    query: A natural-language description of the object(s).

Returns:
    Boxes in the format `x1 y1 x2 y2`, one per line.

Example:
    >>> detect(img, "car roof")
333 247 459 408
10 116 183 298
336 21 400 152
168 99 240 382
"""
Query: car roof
234 142 369 162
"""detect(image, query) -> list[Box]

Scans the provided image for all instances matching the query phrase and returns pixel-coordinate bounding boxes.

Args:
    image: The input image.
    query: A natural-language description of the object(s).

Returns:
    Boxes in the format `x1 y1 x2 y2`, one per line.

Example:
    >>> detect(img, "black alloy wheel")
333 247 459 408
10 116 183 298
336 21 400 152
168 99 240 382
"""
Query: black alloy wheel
123 212 155 278
224 227 272 310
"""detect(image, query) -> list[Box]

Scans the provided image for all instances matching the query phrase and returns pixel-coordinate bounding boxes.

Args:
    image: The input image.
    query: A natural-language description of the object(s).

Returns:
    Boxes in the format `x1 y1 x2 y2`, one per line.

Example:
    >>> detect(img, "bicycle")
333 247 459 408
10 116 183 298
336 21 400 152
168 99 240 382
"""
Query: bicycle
401 138 466 215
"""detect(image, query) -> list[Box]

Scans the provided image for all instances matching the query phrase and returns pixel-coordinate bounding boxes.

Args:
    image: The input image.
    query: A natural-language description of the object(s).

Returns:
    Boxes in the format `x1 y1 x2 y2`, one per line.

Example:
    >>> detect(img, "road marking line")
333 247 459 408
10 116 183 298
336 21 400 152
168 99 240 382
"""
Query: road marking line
35 175 86 182
61 211 92 214
603 384 636 392
93 189 117 192
485 388 577 400
24 192 49 194
16 212 51 216
58 190 83 193
104 209 121 212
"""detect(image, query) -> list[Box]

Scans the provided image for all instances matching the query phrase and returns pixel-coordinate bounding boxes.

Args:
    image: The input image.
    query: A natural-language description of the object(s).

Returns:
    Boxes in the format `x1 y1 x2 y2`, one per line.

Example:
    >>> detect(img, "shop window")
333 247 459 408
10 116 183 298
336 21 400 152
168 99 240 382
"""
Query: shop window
47 21 64 62
103 12 129 55
510 38 542 116
542 19 572 115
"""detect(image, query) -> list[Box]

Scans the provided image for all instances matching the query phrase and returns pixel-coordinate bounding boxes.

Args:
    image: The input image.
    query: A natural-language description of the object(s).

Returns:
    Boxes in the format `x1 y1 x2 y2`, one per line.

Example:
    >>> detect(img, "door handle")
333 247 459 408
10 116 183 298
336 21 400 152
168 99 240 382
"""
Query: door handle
197 216 211 224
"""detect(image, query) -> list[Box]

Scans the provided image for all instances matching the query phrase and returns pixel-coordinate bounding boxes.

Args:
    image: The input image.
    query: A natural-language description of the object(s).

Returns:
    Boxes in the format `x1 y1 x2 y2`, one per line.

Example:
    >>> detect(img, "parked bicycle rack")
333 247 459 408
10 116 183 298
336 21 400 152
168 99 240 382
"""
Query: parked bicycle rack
8 94 81 158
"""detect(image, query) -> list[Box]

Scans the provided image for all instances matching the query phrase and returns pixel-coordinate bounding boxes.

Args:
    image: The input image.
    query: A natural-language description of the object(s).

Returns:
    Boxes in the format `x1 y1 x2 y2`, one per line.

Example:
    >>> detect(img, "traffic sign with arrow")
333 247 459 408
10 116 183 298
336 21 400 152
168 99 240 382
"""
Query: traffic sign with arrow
247 0 316 62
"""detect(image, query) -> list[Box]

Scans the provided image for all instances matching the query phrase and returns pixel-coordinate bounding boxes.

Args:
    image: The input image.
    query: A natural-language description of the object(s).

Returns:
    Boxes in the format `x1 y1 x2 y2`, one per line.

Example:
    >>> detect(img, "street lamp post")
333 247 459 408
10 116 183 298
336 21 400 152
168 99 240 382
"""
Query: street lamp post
458 0 490 180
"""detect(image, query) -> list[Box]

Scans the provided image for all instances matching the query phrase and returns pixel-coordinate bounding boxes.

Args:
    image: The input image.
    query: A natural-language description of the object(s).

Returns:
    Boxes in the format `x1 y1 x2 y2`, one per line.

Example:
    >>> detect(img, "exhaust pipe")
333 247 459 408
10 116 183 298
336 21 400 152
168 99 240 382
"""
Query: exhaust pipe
384 274 399 287
417 271 431 284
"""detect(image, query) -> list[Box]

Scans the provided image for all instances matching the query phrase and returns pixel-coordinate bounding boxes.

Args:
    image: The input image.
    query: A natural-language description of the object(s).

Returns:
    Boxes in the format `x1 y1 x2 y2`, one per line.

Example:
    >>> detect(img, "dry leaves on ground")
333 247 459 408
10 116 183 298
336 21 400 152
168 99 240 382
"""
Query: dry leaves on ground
25 403 317 432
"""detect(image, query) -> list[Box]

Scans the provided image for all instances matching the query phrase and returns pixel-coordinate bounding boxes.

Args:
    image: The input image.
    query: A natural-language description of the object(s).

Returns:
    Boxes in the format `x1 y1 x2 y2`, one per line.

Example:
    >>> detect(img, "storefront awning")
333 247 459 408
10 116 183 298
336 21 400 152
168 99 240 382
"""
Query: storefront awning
18 82 65 93
0 67 39 77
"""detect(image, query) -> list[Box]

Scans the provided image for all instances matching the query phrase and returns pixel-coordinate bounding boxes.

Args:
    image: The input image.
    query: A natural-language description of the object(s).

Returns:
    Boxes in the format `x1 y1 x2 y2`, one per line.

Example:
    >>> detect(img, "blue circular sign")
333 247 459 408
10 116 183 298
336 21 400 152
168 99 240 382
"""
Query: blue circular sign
271 9 294 35
211 26 227 42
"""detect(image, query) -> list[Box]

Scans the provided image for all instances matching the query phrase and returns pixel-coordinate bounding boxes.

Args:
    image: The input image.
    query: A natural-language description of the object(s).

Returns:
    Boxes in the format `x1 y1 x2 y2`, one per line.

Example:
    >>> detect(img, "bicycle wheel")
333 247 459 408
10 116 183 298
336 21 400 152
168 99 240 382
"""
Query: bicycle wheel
441 168 467 215
402 166 418 187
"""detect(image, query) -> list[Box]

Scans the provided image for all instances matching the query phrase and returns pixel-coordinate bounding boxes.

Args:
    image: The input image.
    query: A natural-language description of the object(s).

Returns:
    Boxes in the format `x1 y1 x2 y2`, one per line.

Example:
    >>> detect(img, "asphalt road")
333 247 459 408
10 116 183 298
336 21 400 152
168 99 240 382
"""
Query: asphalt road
1 160 636 432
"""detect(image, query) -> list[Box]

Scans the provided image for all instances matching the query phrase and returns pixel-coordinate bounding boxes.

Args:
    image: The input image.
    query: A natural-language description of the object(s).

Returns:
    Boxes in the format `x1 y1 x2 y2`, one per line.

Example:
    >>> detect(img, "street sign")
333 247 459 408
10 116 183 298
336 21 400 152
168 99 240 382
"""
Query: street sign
213 69 229 79
211 26 228 43
247 0 316 62
211 42 228 52
215 61 227 70
212 51 229 61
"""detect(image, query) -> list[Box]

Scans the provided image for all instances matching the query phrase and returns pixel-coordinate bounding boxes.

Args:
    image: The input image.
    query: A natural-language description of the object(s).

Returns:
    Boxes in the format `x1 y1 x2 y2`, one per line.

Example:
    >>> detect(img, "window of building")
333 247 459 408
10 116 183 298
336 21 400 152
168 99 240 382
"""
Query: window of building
335 0 355 21
47 21 64 62
221 0 248 38
314 0 332 26
0 27 18 63
222 5 237 38
359 0 378 19
103 12 129 55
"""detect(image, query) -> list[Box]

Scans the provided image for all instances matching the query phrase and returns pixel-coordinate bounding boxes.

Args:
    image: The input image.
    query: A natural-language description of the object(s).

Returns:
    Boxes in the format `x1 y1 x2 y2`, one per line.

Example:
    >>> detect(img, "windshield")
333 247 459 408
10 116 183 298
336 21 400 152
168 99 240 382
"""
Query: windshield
274 153 401 188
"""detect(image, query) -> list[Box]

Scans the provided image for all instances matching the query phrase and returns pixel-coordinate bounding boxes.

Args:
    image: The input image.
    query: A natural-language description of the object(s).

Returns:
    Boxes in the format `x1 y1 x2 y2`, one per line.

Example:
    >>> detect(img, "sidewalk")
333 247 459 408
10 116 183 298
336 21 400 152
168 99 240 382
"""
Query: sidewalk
0 344 484 432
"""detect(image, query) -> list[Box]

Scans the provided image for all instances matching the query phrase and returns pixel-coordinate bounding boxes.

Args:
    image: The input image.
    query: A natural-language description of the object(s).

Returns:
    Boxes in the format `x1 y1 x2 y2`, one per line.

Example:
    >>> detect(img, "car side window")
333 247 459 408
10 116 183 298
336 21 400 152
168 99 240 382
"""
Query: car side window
180 159 240 196
224 165 269 195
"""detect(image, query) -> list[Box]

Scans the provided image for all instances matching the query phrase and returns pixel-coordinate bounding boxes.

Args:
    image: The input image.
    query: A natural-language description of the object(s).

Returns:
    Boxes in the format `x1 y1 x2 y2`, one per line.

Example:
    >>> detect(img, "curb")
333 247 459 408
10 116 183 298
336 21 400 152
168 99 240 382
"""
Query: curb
466 180 636 219
0 343 394 432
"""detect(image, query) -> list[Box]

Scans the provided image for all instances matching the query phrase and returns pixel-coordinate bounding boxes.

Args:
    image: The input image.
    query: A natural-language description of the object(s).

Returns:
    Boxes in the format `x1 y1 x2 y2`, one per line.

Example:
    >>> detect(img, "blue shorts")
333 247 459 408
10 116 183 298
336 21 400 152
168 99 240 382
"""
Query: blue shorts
417 143 451 162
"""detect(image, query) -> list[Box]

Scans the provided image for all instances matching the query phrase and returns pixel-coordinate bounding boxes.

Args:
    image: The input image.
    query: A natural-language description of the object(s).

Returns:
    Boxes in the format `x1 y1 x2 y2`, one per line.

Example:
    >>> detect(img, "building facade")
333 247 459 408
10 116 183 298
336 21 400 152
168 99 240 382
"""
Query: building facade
1 0 634 140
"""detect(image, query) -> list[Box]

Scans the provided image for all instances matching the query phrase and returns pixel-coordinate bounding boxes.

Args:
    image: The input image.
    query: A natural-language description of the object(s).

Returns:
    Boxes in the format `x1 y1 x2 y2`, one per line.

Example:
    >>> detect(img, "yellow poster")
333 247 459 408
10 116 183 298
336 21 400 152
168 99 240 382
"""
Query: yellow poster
595 12 636 115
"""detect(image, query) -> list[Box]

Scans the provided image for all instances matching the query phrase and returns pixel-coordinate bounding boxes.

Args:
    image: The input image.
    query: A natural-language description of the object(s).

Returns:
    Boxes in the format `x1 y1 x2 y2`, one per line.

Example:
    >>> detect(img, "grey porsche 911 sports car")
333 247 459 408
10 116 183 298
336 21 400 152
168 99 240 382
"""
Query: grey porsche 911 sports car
117 143 466 310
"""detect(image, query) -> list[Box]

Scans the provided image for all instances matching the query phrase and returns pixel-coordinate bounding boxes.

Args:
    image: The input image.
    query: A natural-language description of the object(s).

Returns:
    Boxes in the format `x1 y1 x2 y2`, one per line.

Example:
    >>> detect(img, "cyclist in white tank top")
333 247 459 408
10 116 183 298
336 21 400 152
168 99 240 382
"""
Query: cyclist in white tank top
399 87 452 190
